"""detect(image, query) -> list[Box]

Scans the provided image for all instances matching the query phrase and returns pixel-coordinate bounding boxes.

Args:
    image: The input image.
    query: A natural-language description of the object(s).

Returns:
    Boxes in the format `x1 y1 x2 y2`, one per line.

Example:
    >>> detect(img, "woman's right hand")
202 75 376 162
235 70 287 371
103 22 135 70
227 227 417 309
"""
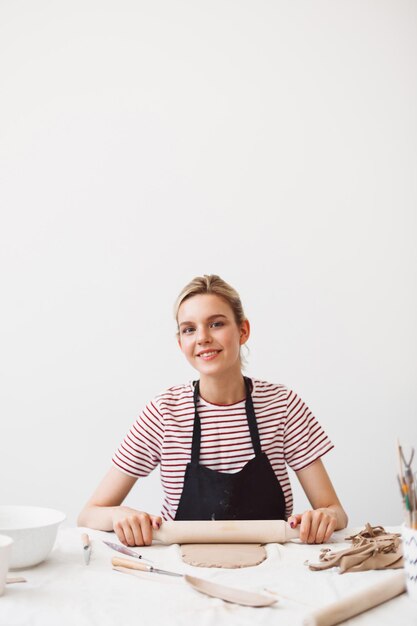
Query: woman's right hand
112 507 162 546
77 467 163 545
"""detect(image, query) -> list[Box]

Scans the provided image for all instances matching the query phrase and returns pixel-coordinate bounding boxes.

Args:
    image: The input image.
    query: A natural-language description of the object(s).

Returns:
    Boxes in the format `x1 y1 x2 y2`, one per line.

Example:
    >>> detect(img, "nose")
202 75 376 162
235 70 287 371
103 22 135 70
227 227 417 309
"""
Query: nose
196 325 212 344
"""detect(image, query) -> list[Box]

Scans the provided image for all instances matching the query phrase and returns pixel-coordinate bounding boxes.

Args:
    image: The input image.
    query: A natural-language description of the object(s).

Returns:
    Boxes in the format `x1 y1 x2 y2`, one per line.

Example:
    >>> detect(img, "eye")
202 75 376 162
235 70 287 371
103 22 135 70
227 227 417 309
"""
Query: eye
181 326 195 334
210 321 224 328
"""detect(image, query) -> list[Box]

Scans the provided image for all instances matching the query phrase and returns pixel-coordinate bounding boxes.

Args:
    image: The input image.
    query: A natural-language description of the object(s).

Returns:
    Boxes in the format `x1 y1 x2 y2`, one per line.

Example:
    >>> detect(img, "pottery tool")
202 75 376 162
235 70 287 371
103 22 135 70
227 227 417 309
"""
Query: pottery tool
303 570 406 626
81 533 91 566
6 576 27 584
396 440 417 529
152 519 299 544
111 557 277 607
103 540 153 563
112 556 181 577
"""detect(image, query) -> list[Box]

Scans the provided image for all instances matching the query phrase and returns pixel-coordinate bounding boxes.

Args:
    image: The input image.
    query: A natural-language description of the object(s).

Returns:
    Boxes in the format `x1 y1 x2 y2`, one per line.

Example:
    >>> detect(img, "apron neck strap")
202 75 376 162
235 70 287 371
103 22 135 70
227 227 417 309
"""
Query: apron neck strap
191 380 202 464
244 376 262 456
191 377 262 464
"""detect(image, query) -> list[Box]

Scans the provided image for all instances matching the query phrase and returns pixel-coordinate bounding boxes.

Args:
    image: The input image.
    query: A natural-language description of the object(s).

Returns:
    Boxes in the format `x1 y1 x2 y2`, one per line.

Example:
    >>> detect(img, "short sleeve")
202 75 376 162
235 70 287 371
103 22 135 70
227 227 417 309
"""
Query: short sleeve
111 398 165 477
283 389 334 471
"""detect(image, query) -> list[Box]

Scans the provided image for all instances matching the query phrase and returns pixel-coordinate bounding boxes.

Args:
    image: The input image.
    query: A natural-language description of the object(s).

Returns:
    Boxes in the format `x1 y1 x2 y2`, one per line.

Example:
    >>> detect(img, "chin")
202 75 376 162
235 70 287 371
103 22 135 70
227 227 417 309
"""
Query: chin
197 365 230 378
192 359 219 372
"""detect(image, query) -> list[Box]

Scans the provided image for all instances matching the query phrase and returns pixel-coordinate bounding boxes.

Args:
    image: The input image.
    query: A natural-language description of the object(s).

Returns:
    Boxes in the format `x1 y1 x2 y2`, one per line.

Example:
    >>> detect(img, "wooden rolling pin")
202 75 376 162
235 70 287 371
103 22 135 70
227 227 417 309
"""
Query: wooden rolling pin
303 571 406 626
152 520 299 544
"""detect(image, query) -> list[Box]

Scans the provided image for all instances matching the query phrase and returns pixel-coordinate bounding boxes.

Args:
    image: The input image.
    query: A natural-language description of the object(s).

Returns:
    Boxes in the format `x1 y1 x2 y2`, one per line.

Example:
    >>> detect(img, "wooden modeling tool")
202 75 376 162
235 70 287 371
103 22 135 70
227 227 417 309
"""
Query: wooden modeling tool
152 519 299 544
111 557 277 607
112 557 181 578
6 576 27 584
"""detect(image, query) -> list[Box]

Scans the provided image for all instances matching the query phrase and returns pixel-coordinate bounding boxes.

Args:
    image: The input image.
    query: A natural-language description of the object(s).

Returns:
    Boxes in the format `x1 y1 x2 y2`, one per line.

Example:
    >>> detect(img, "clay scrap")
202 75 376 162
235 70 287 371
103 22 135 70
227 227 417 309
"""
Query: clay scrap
307 523 403 573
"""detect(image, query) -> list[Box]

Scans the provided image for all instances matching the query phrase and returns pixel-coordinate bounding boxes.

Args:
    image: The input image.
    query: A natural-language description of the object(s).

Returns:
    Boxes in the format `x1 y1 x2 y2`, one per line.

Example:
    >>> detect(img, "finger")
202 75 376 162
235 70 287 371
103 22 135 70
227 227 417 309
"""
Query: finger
307 512 322 544
315 517 329 544
151 515 162 530
114 521 127 546
288 514 302 528
123 518 144 547
137 513 153 546
118 517 143 546
323 516 337 543
129 516 146 546
299 511 313 543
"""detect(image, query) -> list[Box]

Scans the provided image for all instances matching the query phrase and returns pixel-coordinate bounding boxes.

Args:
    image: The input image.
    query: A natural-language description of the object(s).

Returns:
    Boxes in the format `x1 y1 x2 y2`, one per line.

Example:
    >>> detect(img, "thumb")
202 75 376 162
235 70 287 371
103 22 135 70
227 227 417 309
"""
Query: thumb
151 515 162 530
287 513 302 528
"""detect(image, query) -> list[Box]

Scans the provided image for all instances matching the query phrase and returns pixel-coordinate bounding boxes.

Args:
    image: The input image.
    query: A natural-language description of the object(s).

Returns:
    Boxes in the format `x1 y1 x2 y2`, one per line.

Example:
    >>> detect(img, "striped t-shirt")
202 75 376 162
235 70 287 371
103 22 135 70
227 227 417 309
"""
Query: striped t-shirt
111 378 334 520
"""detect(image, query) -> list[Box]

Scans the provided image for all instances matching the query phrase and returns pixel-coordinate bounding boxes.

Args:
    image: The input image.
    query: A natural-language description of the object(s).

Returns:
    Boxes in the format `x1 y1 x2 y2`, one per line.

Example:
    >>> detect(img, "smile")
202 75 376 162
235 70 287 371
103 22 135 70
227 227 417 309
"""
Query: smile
197 350 221 360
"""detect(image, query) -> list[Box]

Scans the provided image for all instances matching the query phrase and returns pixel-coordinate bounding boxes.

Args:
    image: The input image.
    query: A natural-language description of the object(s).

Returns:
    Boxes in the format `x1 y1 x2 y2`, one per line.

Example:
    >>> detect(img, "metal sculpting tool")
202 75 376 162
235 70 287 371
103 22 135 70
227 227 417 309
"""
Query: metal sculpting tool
103 540 153 563
111 557 277 607
81 533 91 565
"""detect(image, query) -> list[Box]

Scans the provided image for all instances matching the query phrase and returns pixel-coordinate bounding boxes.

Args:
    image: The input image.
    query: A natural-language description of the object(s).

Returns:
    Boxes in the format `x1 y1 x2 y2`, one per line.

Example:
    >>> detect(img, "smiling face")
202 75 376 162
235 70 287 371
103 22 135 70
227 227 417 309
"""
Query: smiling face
177 294 250 378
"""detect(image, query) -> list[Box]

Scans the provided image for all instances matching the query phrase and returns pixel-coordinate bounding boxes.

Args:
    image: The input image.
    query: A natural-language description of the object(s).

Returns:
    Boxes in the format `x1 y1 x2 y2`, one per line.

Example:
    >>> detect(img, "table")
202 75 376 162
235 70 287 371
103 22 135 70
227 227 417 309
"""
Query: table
1 526 416 626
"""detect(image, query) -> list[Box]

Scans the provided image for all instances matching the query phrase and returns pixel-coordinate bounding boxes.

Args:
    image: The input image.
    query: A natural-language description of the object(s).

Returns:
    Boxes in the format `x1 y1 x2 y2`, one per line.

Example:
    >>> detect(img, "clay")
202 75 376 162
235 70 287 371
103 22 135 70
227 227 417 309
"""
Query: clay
180 543 267 568
308 524 403 573
184 574 277 606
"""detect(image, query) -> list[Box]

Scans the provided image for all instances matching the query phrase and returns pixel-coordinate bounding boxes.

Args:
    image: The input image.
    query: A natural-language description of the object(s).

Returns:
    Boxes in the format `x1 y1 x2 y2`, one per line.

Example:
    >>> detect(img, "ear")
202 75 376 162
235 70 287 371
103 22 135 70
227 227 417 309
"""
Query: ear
239 319 250 345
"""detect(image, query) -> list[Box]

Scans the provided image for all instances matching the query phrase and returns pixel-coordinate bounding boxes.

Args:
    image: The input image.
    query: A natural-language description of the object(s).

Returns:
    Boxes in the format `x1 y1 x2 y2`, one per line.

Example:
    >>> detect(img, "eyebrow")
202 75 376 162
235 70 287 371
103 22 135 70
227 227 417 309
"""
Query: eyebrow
178 314 228 327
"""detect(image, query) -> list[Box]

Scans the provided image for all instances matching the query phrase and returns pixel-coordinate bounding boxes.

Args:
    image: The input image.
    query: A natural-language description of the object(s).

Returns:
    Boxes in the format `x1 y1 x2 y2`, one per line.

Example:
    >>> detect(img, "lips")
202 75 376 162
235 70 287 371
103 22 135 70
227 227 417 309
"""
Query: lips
197 350 221 360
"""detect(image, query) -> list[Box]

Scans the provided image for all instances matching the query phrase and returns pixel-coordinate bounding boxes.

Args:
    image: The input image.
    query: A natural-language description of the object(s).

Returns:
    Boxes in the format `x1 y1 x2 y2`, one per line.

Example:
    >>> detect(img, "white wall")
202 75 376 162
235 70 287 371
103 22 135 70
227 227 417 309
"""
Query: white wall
1 0 416 528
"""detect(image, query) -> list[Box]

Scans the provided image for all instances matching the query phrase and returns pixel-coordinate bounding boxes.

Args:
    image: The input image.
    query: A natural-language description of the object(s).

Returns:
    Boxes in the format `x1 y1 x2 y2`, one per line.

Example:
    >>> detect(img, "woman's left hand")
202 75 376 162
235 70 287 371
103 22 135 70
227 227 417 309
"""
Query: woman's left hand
287 508 338 543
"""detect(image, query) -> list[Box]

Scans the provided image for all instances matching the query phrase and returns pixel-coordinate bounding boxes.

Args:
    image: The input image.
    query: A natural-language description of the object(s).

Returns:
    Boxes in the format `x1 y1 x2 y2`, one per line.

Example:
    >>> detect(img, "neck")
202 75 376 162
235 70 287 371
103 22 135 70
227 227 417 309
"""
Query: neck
198 371 246 405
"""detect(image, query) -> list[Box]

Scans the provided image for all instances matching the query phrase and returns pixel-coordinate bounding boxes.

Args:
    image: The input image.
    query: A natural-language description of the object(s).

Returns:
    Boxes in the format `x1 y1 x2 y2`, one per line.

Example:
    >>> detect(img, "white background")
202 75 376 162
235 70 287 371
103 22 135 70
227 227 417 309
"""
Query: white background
1 0 416 527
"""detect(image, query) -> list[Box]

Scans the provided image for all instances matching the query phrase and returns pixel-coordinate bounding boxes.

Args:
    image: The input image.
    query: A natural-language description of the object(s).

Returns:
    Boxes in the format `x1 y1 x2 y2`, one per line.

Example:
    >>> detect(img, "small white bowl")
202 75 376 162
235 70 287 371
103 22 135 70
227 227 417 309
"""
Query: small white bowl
0 506 66 569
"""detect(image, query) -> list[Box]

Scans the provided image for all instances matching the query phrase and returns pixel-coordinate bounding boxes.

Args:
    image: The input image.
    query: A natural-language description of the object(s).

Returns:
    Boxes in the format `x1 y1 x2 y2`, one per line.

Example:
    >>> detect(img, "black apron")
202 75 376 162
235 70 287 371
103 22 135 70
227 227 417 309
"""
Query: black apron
175 376 286 521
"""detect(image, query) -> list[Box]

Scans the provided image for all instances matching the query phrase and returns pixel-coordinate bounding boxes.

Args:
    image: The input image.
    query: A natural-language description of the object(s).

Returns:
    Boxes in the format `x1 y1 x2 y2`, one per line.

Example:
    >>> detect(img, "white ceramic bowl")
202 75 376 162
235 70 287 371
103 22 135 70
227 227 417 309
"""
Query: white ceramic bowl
0 506 66 569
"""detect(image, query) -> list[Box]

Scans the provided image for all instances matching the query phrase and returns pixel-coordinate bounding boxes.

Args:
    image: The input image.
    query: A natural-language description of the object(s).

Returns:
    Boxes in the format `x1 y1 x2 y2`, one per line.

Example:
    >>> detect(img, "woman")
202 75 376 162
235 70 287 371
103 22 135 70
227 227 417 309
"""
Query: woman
78 275 348 545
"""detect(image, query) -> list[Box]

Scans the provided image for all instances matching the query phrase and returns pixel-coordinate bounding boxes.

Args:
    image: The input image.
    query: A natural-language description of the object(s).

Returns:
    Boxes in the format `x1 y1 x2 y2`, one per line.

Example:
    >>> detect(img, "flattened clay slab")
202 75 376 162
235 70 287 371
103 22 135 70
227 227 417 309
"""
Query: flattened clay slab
181 543 267 568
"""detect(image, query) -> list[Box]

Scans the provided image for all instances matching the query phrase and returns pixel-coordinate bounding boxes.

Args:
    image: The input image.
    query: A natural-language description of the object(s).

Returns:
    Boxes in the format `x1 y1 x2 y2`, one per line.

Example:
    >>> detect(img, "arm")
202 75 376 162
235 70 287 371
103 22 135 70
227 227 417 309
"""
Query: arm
287 458 348 543
77 466 162 546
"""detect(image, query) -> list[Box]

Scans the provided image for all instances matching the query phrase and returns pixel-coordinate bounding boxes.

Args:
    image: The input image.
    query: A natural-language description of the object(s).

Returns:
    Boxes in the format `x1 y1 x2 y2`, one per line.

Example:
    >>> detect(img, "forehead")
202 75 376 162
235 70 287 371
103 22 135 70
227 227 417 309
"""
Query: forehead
177 294 233 322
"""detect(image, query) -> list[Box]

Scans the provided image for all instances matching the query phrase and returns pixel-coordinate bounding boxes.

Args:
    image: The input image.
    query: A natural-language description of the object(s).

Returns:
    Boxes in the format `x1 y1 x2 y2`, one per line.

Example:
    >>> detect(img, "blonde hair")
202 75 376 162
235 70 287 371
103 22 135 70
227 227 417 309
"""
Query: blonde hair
174 274 246 329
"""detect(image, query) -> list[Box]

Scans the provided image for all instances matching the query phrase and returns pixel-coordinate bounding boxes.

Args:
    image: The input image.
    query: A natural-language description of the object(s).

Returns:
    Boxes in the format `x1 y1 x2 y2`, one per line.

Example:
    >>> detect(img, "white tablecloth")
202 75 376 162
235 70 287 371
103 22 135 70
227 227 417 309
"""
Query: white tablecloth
1 526 416 626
